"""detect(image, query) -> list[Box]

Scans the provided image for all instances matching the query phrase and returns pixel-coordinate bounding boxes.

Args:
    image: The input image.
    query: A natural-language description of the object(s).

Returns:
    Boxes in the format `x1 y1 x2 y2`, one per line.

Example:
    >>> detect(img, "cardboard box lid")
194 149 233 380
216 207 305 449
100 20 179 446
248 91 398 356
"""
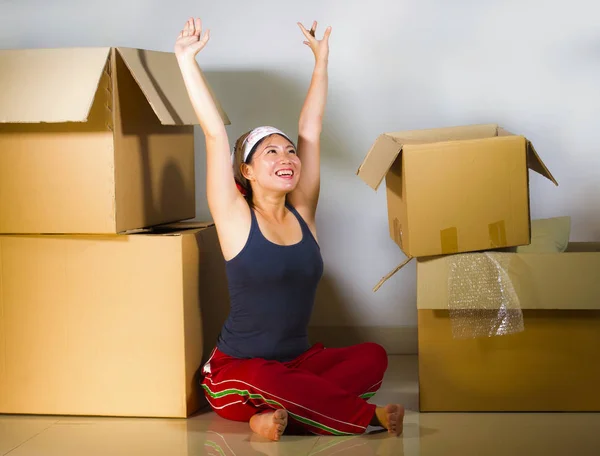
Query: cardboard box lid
357 124 557 190
0 47 229 126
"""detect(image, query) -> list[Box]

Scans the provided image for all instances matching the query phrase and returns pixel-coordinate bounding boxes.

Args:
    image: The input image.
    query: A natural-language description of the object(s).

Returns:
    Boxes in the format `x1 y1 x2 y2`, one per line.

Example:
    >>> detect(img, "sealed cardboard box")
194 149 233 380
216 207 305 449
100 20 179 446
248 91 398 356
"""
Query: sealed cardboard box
0 47 229 234
416 244 600 412
357 124 557 258
0 224 229 418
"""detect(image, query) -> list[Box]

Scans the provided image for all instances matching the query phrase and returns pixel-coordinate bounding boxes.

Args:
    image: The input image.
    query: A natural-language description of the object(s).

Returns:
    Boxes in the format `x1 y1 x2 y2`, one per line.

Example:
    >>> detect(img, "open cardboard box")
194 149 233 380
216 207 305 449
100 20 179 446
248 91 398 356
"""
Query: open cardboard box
358 124 558 262
0 223 229 418
0 47 229 234
416 243 600 412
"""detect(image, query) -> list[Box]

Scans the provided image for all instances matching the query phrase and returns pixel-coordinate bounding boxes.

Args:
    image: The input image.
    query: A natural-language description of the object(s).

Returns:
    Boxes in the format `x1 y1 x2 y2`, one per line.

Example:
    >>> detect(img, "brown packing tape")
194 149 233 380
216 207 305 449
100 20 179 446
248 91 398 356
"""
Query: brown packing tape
489 220 507 248
392 218 403 248
373 256 414 292
440 227 459 254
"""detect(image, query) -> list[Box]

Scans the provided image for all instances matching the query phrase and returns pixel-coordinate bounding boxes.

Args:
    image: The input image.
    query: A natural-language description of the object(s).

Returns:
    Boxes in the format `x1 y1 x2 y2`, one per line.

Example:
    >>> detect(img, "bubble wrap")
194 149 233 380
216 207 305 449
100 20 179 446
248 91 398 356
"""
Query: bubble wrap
447 252 524 339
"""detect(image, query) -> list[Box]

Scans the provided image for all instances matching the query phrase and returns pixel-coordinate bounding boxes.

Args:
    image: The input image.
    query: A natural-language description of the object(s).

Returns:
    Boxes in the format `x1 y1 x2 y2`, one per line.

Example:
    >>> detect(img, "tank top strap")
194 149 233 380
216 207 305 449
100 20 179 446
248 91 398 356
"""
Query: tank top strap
285 203 306 230
248 204 260 236
286 203 318 246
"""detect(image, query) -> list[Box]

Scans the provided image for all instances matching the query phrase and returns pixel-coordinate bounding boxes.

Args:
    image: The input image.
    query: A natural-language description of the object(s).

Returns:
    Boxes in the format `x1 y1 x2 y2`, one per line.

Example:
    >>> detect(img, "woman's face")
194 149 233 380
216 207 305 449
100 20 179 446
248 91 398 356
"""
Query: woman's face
243 134 301 195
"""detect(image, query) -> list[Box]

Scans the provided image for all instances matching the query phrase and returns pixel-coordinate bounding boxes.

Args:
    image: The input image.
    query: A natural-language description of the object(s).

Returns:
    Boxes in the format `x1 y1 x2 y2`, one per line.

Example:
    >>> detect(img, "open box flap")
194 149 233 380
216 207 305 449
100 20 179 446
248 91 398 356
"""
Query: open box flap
0 47 111 123
116 47 230 126
527 141 558 186
498 127 557 185
357 134 404 190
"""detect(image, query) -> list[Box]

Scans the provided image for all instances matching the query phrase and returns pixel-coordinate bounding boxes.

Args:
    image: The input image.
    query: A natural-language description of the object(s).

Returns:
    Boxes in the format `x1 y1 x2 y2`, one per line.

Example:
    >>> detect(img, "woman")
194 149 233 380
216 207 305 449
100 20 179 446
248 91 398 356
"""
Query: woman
175 17 404 440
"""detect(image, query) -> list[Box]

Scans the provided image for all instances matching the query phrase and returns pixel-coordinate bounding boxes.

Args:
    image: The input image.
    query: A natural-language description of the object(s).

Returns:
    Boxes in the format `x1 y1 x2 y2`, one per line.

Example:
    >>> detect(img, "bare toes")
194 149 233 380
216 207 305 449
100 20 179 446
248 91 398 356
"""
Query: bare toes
274 410 288 437
275 410 288 424
385 404 404 436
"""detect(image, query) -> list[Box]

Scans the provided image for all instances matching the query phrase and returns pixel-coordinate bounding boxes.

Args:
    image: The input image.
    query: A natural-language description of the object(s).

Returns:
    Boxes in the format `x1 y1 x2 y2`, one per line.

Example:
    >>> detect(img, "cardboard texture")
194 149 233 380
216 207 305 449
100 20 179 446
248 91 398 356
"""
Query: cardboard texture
357 124 557 260
416 244 600 412
0 224 229 418
0 47 229 234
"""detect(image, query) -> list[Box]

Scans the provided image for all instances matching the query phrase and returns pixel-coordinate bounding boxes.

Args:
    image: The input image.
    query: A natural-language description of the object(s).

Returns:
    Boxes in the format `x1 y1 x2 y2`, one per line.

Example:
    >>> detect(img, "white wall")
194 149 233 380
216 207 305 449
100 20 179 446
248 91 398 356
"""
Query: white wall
2 0 599 351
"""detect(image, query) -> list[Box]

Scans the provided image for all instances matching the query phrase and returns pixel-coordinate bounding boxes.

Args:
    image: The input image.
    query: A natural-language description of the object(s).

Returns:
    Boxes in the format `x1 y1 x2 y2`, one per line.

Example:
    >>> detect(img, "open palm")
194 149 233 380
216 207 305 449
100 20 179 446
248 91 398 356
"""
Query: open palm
298 21 332 63
174 17 210 59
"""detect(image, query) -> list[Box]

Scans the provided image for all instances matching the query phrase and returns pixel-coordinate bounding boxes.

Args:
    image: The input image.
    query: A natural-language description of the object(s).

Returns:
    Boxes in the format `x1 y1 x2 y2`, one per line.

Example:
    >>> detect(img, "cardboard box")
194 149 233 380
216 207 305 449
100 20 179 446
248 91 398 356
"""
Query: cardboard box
357 124 558 258
0 47 229 234
0 224 229 418
416 243 600 412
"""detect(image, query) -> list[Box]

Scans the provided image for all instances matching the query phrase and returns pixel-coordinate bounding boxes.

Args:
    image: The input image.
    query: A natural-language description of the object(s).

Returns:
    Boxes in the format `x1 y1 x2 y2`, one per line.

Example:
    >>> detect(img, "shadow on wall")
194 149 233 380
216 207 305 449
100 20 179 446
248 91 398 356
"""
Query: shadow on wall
192 226 231 413
197 229 231 365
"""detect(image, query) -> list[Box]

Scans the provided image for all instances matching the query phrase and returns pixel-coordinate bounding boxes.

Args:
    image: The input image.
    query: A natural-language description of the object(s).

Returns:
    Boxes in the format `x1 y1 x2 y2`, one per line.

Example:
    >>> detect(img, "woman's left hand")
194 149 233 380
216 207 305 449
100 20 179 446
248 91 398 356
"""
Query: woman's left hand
298 21 332 64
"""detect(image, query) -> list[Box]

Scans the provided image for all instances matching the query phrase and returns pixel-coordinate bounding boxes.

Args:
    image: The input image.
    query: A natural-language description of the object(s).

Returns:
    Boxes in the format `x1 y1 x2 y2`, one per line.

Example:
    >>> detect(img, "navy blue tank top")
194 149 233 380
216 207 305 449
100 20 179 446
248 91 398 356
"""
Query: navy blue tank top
216 203 324 362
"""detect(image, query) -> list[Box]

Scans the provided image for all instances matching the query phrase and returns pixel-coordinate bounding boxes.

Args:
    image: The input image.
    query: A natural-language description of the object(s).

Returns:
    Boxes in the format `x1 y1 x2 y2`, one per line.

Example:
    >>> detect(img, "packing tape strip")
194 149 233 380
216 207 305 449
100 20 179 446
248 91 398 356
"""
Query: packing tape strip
442 221 508 254
392 218 403 248
440 227 459 255
489 220 507 248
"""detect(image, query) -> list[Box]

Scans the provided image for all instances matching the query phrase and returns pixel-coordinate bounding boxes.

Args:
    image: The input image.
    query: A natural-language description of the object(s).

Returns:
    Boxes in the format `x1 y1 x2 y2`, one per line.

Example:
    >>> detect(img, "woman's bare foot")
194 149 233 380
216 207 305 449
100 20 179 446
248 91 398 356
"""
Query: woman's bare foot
373 404 405 436
249 409 288 441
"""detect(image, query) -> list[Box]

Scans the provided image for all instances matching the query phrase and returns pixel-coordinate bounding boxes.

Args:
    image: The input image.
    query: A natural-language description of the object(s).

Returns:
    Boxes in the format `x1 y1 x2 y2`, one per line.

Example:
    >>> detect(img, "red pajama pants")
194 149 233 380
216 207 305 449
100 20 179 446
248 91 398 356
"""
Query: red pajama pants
201 342 388 436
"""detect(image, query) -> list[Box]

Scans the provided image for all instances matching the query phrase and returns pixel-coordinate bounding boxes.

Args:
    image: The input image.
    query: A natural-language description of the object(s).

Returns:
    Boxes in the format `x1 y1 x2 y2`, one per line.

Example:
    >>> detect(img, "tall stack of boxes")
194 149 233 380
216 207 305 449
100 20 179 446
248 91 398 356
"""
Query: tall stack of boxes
359 124 600 412
0 47 230 418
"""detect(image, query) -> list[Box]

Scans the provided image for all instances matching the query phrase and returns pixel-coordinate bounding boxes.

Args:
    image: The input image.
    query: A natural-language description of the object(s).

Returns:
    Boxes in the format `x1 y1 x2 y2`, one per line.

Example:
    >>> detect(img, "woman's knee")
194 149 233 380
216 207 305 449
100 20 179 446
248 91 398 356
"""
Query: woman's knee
360 342 389 374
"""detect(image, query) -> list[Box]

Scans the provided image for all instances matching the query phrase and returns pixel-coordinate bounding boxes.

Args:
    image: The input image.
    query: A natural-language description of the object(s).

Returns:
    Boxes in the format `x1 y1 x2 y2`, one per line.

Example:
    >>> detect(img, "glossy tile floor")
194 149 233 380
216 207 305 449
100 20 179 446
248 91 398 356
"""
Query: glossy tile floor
2 356 599 455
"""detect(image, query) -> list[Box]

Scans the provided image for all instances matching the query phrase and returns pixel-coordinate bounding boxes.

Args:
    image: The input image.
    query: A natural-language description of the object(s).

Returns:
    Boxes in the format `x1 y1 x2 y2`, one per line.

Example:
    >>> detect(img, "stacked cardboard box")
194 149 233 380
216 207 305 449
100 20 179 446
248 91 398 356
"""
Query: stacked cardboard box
0 47 230 418
359 124 600 412
416 244 600 412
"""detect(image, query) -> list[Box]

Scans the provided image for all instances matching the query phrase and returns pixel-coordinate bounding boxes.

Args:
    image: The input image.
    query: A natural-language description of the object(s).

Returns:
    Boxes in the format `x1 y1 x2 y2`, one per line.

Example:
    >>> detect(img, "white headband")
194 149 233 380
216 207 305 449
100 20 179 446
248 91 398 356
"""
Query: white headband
232 126 294 164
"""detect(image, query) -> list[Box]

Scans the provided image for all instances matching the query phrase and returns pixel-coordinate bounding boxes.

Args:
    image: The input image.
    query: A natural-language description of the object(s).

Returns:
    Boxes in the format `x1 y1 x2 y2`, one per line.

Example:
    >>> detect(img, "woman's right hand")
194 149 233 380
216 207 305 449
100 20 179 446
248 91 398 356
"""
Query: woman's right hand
174 17 210 60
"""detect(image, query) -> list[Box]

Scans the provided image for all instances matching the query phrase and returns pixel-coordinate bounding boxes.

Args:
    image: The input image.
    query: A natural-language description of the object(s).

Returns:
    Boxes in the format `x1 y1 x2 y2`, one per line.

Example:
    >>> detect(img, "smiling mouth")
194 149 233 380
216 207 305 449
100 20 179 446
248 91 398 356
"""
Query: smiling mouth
275 169 294 178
